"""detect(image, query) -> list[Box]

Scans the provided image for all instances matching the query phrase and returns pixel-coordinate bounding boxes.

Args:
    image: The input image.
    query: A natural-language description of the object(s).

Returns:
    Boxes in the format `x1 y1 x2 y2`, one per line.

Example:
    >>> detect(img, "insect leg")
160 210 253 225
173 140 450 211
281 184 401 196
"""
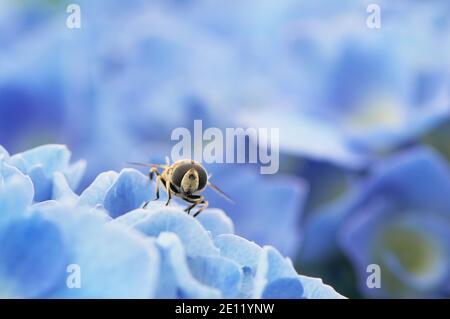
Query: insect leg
148 166 159 181
183 195 208 217
165 179 172 206
184 202 198 214
181 194 203 214
193 200 208 218
144 167 161 208
153 175 162 201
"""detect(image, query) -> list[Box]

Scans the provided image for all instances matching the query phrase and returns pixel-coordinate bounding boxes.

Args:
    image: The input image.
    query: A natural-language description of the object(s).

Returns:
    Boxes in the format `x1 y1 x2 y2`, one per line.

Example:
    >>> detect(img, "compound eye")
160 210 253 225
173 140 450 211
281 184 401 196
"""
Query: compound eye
172 163 195 187
193 164 208 191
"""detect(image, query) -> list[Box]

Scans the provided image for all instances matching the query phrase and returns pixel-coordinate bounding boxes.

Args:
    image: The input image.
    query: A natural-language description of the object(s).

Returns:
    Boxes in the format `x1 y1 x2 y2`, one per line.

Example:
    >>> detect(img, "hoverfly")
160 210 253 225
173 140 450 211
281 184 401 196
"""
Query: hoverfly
129 159 233 217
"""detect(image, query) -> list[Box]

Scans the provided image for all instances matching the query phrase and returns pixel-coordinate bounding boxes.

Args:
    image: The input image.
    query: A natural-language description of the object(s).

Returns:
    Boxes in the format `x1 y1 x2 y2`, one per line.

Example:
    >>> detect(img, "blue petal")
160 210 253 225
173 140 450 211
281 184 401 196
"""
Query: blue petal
103 168 152 218
34 202 160 298
298 275 346 299
27 165 52 202
114 207 219 257
363 147 450 216
261 278 304 299
210 167 305 257
238 111 368 168
0 214 68 298
254 246 344 298
9 144 71 176
253 246 299 298
300 191 358 263
239 266 256 298
78 171 119 208
52 172 78 204
339 201 450 298
8 144 86 201
196 208 234 238
154 232 221 298
214 234 262 274
253 246 303 298
0 145 9 160
339 147 450 297
259 246 298 282
0 161 34 227
213 234 263 298
64 159 87 192
187 255 242 298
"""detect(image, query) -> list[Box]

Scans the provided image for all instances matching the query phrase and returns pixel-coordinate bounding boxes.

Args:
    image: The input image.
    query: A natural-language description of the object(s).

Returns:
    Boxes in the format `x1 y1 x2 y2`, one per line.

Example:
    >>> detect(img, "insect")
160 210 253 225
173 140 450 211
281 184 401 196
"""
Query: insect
129 159 233 217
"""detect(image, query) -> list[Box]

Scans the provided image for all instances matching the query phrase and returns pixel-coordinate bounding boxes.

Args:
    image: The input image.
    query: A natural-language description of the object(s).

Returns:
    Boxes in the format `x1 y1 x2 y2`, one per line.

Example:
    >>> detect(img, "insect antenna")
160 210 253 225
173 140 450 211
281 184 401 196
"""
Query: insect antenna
127 161 167 168
207 181 234 204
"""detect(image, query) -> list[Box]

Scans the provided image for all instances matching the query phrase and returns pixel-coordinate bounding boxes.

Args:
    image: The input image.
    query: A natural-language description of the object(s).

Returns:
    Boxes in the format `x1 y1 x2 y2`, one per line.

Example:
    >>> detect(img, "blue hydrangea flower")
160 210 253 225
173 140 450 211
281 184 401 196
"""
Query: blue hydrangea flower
200 165 306 257
4 0 447 299
236 1 450 167
112 205 344 299
5 1 448 173
0 157 34 228
0 144 344 298
5 144 86 202
75 161 306 258
2 1 448 269
339 147 450 298
1 0 306 255
3 143 304 258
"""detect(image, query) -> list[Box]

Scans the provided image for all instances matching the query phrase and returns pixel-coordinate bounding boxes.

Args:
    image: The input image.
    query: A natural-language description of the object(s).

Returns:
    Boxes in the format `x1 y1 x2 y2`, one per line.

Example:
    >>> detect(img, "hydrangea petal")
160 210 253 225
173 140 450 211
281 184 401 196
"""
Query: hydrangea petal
0 145 9 160
298 275 346 299
211 167 306 257
34 203 159 298
254 246 345 298
253 246 299 298
8 144 85 201
300 193 356 263
340 202 450 298
52 172 78 204
0 161 34 226
114 207 219 257
103 168 151 218
154 232 221 298
64 159 87 192
187 255 242 298
213 234 264 298
239 266 255 298
260 246 298 281
238 111 368 168
27 165 52 201
363 147 450 216
214 234 262 273
196 208 234 237
9 144 71 176
0 214 67 298
339 147 450 298
78 171 119 208
261 278 304 299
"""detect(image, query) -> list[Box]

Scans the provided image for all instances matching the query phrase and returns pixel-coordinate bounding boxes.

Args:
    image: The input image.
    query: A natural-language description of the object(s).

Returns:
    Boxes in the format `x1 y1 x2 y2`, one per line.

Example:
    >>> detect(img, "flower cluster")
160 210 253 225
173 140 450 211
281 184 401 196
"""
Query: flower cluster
339 147 450 298
300 146 450 298
0 144 343 298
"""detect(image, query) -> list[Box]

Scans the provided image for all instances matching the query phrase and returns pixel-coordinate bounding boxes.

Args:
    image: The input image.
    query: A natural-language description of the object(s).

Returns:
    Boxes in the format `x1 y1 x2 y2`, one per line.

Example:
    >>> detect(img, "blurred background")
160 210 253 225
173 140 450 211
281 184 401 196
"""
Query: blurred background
1 0 450 298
